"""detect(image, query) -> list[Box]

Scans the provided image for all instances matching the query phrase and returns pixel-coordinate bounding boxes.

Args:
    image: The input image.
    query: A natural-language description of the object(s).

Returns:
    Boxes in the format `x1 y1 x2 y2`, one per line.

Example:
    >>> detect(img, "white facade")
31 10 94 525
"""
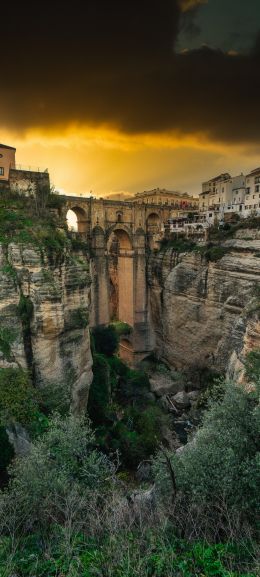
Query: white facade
199 172 250 221
199 173 230 213
244 168 260 217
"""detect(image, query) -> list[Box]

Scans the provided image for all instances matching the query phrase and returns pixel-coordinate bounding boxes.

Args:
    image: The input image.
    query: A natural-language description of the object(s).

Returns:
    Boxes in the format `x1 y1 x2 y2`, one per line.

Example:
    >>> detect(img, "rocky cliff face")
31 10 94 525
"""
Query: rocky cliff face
148 232 260 379
0 242 92 413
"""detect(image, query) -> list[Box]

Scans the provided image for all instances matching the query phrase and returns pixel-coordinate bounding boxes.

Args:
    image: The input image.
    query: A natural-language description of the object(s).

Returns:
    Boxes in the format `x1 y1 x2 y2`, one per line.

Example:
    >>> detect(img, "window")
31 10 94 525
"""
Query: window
246 187 250 193
0 167 4 176
255 176 260 184
255 185 259 193
0 154 3 158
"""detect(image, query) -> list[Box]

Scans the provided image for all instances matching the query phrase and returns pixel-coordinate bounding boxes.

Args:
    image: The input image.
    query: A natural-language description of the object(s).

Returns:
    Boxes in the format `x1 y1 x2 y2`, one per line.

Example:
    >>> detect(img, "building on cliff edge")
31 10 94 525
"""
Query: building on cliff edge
0 143 50 196
199 170 260 224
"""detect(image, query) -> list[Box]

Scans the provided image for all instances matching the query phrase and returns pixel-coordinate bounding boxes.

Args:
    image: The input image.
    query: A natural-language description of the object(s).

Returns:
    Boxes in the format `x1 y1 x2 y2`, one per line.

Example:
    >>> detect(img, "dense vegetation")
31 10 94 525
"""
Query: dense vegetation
159 234 228 261
0 330 259 575
89 327 169 469
0 187 86 259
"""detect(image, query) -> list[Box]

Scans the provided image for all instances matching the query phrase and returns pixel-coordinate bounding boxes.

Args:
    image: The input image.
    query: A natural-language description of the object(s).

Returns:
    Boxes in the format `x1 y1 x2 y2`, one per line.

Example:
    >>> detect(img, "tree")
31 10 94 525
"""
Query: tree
92 325 119 356
0 414 115 539
154 356 260 534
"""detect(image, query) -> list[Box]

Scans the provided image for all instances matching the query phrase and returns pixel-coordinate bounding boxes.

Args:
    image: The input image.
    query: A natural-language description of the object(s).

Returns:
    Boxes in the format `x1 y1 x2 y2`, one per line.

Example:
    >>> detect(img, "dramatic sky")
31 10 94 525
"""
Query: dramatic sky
1 0 260 196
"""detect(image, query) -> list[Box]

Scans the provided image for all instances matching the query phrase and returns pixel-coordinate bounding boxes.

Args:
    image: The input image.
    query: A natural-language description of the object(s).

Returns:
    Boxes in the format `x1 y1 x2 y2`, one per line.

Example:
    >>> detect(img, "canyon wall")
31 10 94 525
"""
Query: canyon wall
148 231 260 378
0 242 92 413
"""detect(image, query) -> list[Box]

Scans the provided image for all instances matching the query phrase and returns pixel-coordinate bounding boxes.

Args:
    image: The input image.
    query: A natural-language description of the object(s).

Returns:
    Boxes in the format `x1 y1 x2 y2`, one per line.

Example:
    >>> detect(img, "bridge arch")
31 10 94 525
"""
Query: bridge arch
106 223 133 243
66 205 88 233
146 211 161 234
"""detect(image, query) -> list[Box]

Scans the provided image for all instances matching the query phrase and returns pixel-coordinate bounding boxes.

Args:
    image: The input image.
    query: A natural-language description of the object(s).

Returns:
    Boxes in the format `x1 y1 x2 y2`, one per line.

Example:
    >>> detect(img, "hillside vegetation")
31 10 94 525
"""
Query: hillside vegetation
0 332 259 576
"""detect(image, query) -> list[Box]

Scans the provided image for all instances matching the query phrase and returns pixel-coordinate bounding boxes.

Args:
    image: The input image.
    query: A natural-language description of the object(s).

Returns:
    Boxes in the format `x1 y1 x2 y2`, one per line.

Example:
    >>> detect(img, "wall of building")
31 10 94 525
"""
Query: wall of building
0 145 16 181
244 169 260 215
9 169 50 196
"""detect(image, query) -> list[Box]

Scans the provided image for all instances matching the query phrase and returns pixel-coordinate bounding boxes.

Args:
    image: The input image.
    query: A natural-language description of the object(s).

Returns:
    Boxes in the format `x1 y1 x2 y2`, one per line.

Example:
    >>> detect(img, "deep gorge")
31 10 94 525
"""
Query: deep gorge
0 194 259 576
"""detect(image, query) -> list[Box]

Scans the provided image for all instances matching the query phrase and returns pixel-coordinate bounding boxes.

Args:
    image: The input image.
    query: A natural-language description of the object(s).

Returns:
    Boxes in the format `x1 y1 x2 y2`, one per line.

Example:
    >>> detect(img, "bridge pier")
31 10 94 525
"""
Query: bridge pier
90 226 110 327
89 226 153 365
63 196 174 365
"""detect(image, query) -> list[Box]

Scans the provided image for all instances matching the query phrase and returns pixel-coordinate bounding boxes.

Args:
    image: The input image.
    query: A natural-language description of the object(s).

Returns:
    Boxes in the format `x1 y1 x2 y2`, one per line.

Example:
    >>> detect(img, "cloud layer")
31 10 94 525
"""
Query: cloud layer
1 1 260 144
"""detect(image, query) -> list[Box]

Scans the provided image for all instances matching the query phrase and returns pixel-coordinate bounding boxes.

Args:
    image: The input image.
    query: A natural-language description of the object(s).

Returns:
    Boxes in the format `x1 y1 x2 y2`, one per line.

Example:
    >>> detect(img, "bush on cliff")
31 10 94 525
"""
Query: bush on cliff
110 404 169 469
89 351 169 469
0 368 38 428
154 365 260 535
0 413 115 539
92 325 119 356
88 353 111 425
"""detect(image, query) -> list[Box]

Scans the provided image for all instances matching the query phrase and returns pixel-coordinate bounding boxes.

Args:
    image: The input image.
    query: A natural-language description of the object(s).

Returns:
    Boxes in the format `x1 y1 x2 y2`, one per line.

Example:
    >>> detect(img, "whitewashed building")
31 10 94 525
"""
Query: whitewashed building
199 172 249 222
244 167 260 216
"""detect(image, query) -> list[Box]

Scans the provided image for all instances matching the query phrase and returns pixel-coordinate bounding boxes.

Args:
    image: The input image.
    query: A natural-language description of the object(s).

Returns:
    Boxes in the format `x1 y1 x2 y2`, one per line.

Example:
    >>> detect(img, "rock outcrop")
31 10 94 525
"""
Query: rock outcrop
0 242 92 413
148 232 260 377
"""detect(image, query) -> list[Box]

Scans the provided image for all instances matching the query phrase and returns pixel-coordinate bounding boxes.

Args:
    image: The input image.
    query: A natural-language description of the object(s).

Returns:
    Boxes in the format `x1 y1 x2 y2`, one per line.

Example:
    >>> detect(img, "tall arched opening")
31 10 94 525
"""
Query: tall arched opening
146 212 161 234
107 228 134 327
66 206 88 233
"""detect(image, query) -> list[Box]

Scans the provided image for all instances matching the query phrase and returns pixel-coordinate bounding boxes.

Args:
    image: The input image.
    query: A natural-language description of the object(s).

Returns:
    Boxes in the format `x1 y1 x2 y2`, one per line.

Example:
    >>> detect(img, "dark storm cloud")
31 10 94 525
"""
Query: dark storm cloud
1 1 260 143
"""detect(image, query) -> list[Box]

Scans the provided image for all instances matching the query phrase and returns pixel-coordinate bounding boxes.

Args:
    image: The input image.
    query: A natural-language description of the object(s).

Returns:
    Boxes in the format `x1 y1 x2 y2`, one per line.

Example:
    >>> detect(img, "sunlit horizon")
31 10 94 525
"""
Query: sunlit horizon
2 125 260 199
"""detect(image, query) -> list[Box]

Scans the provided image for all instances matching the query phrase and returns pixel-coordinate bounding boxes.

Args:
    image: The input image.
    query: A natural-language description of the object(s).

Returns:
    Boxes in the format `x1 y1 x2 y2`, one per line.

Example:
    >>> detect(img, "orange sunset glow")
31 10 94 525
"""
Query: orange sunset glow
2 126 260 198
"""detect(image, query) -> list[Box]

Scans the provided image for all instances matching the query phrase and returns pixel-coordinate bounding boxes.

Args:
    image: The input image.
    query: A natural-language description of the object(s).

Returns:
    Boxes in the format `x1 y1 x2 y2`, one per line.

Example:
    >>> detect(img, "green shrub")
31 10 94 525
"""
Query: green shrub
106 354 129 377
0 264 17 280
70 307 89 329
0 533 256 577
117 368 151 407
160 235 197 253
0 414 115 539
0 327 16 361
68 234 89 251
109 321 132 336
46 192 65 209
0 427 14 474
92 325 119 356
111 404 169 469
38 381 71 416
88 353 111 425
245 350 260 382
17 295 33 342
154 375 260 526
0 368 38 427
204 245 227 261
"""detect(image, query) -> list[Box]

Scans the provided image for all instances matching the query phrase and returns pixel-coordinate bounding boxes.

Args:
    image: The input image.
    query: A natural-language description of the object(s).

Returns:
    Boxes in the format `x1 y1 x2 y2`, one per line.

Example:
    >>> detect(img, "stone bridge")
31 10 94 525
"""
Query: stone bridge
62 196 174 363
